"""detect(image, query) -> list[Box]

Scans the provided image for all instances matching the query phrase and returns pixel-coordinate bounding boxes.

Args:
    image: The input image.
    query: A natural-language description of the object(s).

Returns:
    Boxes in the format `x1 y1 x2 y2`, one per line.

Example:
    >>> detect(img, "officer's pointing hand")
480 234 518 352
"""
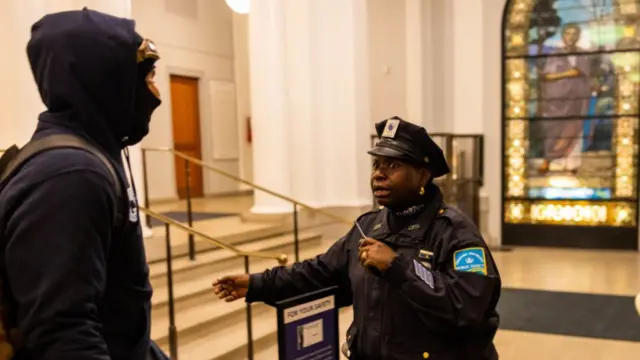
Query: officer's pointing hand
358 237 397 272
212 274 250 302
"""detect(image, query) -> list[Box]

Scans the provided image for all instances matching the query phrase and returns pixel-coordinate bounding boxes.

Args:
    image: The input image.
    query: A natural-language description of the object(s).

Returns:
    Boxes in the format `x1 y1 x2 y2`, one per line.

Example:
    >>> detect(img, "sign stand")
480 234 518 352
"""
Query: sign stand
276 286 340 360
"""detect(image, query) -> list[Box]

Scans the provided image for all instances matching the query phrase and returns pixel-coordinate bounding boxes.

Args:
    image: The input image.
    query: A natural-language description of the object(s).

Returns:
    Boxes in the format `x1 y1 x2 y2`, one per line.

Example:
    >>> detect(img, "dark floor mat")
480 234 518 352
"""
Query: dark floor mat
148 211 235 227
498 288 640 342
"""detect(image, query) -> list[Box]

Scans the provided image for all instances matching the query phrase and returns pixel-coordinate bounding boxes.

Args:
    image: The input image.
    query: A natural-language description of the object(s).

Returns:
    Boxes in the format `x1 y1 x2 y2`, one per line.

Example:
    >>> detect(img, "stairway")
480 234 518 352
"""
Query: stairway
146 214 332 359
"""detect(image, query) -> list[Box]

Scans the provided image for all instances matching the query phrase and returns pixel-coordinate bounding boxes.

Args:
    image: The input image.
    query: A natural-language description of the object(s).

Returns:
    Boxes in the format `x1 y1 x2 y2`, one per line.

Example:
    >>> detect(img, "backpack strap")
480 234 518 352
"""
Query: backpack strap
0 146 20 178
0 135 124 354
0 134 123 225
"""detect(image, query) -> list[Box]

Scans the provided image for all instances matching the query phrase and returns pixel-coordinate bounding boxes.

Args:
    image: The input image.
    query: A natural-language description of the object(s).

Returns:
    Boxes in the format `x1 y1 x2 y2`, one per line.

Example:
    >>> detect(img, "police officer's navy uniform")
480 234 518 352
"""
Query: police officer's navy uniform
246 117 501 360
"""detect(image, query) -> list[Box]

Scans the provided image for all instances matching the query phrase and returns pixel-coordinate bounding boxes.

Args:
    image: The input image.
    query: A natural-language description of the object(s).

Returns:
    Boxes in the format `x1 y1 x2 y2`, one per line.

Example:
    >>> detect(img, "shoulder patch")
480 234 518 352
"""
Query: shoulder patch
453 247 487 275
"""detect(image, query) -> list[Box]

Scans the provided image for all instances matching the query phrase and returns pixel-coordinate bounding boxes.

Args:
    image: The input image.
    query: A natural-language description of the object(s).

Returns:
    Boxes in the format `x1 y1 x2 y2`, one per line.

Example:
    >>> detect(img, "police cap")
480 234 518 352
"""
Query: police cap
368 116 450 178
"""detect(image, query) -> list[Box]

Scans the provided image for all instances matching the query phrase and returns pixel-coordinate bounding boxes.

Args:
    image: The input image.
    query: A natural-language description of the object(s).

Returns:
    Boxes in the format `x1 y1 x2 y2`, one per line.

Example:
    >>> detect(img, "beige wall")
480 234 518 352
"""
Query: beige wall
134 0 242 202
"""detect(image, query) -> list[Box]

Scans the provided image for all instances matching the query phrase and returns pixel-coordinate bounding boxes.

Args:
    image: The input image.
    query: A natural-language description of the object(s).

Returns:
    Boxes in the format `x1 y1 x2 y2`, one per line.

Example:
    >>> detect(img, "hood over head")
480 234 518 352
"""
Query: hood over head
27 9 160 156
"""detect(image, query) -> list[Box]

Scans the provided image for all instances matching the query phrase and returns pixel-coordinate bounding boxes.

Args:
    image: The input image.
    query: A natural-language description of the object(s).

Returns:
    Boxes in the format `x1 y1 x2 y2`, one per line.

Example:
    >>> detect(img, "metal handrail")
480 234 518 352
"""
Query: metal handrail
139 206 287 360
139 206 288 264
143 147 352 225
140 148 356 360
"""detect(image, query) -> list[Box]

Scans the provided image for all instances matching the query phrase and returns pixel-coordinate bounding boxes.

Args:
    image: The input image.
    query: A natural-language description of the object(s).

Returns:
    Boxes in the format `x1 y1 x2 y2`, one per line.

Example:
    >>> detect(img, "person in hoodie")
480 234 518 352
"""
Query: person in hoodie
0 9 167 360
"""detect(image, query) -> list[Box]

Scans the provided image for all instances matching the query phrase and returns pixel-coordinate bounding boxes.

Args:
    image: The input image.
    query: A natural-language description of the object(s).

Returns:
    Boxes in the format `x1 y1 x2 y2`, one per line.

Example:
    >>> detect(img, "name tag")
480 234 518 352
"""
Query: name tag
417 249 433 269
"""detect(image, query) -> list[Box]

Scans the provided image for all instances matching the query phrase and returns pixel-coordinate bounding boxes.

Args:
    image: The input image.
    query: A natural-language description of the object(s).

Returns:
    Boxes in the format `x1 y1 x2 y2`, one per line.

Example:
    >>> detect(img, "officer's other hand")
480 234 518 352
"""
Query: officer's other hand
212 274 250 302
358 237 397 272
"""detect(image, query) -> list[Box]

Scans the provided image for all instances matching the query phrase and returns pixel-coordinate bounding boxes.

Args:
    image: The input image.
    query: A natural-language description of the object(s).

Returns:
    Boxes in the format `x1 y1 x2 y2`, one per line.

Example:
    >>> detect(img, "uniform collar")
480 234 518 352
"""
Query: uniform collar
370 185 443 241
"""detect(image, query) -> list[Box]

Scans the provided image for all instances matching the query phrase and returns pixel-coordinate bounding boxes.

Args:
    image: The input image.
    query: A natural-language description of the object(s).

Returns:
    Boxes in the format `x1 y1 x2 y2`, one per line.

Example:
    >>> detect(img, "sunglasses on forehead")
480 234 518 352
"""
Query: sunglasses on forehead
137 38 159 63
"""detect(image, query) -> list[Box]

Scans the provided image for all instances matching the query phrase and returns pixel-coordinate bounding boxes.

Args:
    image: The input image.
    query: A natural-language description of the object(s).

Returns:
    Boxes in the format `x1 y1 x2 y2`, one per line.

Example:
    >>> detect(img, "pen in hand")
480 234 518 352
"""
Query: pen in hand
355 221 382 276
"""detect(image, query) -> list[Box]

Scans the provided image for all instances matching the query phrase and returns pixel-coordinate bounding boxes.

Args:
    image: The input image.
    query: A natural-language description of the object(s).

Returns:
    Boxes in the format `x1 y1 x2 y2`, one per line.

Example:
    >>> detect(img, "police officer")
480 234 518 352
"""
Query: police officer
213 116 501 360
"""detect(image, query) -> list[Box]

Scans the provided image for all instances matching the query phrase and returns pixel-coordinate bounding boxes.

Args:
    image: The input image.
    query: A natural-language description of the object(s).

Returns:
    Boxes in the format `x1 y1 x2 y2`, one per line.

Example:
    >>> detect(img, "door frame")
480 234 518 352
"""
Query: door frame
167 67 208 199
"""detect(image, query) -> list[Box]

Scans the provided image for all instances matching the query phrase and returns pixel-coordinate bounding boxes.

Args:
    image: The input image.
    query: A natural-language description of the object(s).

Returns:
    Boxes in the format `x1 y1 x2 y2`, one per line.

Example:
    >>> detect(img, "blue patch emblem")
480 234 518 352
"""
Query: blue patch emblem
453 247 487 275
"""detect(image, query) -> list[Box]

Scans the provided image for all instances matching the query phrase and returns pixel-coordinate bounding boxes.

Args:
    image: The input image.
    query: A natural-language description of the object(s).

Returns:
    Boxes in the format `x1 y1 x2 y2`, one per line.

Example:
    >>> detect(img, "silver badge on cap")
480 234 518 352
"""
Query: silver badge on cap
381 118 400 138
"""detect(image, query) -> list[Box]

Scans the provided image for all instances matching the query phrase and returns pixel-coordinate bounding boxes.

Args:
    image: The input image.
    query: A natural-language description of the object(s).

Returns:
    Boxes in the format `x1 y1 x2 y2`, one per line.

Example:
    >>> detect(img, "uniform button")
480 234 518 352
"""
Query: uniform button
423 352 430 359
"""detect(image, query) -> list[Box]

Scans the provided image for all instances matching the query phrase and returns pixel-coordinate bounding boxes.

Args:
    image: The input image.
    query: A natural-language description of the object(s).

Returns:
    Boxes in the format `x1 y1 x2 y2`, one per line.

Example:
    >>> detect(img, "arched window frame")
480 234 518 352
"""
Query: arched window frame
501 0 640 235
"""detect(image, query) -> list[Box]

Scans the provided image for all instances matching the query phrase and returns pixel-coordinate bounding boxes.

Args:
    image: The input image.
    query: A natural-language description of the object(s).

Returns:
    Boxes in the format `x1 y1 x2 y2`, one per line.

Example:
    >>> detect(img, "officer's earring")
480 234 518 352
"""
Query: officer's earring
419 186 425 196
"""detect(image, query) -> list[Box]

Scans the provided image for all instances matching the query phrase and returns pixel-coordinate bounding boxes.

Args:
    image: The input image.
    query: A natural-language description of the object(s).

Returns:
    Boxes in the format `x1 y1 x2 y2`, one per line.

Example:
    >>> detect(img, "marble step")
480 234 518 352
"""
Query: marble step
154 242 330 359
149 230 321 289
145 215 294 263
151 236 325 347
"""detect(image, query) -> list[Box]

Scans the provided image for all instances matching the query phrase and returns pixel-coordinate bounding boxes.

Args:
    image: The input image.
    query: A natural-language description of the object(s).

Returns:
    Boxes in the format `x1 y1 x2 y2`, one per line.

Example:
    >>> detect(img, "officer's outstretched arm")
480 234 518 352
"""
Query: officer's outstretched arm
245 228 355 307
383 225 500 331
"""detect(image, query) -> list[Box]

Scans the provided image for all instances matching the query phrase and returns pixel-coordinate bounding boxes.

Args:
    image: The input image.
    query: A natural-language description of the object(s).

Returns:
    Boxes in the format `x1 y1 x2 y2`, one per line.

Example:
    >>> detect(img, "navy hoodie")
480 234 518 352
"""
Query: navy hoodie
0 10 155 360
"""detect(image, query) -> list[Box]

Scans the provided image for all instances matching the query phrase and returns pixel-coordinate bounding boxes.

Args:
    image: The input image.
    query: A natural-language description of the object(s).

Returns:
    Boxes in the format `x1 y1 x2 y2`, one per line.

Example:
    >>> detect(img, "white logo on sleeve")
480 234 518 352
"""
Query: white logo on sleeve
127 187 139 223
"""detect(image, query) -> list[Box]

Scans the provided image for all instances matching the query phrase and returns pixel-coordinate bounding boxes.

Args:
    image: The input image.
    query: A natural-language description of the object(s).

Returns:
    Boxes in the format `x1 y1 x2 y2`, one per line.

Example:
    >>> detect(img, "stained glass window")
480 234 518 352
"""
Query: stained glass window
503 0 640 226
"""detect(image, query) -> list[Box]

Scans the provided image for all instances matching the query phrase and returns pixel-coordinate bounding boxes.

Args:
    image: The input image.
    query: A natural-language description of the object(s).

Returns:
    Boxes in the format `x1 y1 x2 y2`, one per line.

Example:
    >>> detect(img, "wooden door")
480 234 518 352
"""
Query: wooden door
170 75 204 199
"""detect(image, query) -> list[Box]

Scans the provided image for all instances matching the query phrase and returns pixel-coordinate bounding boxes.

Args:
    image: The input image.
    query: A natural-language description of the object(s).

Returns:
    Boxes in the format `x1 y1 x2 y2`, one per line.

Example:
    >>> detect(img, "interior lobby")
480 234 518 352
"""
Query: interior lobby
1 0 640 359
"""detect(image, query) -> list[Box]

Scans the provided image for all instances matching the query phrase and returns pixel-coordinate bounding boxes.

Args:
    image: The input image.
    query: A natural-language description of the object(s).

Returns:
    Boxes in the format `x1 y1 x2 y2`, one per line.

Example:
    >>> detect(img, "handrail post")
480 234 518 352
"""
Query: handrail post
293 203 300 263
165 223 178 360
142 148 151 228
185 159 195 261
244 256 254 360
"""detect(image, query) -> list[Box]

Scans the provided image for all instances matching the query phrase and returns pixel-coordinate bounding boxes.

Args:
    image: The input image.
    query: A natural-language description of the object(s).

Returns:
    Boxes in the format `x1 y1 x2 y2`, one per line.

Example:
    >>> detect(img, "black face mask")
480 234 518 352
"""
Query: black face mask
123 61 161 146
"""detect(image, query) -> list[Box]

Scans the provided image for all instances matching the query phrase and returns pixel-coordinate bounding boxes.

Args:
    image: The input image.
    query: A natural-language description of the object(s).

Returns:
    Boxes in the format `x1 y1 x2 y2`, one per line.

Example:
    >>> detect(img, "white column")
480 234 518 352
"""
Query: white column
248 0 293 214
311 0 371 207
0 0 46 149
247 0 371 210
413 0 438 131
231 12 254 191
425 0 502 246
482 0 507 247
451 0 484 134
405 0 430 130
283 0 320 207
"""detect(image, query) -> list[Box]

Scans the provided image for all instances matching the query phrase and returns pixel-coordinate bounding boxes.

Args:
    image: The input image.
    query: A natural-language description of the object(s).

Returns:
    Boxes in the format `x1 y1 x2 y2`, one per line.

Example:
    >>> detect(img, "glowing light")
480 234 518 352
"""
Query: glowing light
506 202 526 222
505 56 528 198
530 204 607 224
225 0 250 14
548 176 580 188
505 200 636 227
615 116 636 198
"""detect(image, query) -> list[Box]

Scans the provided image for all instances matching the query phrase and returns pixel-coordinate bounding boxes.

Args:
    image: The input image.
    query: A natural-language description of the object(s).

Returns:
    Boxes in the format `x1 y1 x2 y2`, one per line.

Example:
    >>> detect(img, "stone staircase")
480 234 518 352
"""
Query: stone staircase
145 214 333 359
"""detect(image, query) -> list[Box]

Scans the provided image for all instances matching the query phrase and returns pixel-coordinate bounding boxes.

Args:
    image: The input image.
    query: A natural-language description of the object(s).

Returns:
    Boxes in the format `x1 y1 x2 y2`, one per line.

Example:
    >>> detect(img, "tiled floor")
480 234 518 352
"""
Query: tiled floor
150 195 640 359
